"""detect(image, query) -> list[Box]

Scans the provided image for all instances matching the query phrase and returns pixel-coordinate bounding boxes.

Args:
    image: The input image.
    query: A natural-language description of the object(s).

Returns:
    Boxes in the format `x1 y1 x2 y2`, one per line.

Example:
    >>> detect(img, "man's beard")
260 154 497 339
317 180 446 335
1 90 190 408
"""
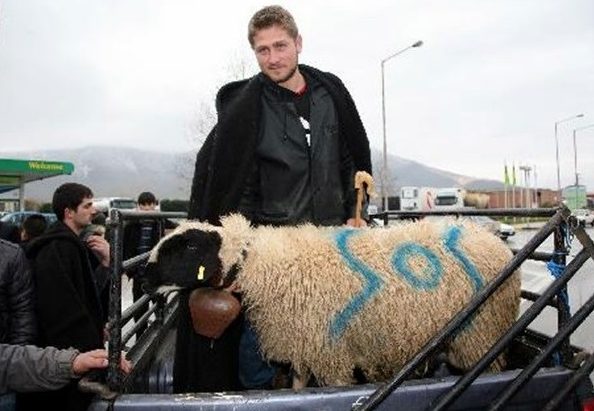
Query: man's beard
274 62 298 84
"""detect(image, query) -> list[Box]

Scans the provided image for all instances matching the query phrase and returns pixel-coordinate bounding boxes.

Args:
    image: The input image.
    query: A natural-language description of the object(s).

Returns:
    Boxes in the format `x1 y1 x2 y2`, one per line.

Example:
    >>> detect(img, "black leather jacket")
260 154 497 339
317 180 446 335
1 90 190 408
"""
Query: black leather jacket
0 239 36 344
237 73 356 226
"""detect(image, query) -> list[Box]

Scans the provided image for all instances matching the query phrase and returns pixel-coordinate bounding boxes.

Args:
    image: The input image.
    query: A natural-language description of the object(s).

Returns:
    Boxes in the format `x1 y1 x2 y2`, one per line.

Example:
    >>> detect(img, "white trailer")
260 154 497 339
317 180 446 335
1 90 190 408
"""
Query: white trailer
399 186 437 211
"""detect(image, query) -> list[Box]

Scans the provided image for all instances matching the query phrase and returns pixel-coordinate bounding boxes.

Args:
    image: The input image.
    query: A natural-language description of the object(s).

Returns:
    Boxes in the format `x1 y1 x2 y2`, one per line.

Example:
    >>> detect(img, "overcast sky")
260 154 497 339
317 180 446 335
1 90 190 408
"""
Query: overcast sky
1 0 593 190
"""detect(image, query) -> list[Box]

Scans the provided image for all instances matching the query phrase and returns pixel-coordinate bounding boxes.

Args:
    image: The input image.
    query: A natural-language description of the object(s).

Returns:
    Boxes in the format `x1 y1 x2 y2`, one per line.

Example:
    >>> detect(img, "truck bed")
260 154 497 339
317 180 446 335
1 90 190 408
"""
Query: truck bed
89 207 594 411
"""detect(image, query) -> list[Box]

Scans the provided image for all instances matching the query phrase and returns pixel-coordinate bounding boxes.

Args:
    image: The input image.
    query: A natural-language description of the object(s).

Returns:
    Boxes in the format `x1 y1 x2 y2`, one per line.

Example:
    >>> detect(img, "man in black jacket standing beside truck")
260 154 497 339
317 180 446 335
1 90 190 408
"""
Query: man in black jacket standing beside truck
22 183 111 411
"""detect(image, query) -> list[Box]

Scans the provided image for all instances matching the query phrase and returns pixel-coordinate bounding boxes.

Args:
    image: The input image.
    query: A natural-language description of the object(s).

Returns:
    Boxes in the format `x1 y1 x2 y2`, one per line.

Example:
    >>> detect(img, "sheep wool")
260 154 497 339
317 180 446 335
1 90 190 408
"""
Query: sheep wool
211 214 521 386
147 214 520 386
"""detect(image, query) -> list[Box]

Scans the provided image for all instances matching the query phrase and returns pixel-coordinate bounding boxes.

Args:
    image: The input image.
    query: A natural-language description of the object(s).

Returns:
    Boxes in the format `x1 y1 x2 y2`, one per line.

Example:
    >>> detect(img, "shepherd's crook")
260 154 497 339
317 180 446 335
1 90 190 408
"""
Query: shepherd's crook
354 171 376 227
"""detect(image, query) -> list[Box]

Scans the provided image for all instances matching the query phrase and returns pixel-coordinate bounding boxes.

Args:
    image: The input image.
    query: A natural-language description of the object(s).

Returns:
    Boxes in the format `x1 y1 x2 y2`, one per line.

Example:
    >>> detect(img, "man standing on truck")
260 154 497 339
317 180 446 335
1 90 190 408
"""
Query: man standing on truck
21 183 111 411
183 5 371 393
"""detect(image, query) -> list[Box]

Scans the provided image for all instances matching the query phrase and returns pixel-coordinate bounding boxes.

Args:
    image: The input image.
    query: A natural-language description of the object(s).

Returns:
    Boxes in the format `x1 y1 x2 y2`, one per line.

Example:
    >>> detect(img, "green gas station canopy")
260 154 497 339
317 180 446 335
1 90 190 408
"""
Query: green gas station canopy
0 158 75 194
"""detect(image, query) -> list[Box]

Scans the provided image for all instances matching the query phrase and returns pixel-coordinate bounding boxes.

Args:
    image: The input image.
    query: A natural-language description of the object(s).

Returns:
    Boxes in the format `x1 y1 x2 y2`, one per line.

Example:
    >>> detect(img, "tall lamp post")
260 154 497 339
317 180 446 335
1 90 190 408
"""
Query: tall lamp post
555 113 584 199
572 123 594 186
381 40 423 211
519 165 532 208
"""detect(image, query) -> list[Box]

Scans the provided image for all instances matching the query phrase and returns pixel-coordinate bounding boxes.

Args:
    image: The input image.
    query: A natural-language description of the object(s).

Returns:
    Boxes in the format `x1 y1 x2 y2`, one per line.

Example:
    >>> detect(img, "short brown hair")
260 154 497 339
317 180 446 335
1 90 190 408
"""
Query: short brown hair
248 5 299 47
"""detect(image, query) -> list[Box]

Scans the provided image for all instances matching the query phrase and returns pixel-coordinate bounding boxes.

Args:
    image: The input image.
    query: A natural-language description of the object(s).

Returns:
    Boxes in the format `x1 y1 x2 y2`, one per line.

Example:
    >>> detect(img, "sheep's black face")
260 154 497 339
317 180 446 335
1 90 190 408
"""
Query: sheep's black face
144 229 223 293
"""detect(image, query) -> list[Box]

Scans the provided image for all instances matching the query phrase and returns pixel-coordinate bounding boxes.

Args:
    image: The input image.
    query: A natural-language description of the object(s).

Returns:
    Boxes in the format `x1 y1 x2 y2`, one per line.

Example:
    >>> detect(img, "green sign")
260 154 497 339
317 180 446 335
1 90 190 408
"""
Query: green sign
0 159 74 175
562 185 587 210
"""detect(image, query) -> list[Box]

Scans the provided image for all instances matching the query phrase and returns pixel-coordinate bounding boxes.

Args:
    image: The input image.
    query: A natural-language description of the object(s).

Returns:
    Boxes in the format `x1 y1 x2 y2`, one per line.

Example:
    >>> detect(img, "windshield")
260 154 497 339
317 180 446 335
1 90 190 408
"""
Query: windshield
111 199 137 209
435 196 457 206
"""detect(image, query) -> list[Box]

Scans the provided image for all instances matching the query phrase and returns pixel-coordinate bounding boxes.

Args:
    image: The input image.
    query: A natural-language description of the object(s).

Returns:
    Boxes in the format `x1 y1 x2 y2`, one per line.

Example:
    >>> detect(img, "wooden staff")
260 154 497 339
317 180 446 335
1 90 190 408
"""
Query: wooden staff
353 171 376 227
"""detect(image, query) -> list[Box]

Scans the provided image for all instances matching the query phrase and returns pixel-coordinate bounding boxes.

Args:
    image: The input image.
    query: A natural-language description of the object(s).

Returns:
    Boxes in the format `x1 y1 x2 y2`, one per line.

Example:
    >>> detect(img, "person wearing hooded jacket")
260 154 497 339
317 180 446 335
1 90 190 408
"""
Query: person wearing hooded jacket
179 6 372 393
21 183 111 411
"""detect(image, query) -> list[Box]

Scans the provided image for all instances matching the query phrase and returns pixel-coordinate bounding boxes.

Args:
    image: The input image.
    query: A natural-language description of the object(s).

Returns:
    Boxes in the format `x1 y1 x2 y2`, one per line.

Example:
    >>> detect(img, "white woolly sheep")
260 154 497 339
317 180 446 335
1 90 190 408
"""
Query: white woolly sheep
146 214 520 387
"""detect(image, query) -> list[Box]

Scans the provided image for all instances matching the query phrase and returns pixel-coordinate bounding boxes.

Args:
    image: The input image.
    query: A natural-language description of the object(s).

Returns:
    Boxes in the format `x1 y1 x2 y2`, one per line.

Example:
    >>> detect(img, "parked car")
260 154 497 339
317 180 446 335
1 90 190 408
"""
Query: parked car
464 215 515 241
574 209 594 227
497 221 516 240
0 211 57 226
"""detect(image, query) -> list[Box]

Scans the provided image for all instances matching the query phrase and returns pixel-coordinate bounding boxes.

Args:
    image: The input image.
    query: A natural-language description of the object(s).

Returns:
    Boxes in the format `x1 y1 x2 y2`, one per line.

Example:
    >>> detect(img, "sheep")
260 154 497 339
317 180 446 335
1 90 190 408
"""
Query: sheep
145 214 520 387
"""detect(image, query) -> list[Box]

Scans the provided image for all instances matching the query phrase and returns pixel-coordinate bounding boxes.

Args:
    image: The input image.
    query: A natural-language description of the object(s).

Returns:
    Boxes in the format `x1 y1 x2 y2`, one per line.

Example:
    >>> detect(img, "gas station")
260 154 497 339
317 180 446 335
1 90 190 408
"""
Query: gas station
0 158 74 211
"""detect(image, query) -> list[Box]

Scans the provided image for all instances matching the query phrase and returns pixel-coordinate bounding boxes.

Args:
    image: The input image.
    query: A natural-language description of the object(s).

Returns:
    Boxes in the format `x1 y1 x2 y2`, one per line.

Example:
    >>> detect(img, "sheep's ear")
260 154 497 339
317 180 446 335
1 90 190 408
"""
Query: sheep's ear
143 229 224 291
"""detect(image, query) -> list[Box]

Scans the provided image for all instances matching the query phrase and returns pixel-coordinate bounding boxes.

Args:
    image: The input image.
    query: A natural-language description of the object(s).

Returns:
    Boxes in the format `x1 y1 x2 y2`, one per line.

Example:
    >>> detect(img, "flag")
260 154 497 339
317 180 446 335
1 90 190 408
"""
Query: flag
512 163 517 186
504 164 509 186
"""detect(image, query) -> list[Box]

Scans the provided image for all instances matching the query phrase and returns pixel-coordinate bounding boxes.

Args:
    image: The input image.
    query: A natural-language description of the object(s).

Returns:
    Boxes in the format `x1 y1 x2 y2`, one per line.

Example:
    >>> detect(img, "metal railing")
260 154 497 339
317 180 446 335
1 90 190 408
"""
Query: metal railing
357 206 594 410
105 209 187 391
96 206 594 409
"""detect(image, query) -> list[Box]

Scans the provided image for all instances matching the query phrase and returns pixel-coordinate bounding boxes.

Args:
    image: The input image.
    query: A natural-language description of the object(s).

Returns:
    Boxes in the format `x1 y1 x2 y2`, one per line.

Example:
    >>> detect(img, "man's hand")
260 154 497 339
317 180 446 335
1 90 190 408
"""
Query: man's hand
72 349 108 375
346 218 368 228
72 349 133 376
86 235 110 267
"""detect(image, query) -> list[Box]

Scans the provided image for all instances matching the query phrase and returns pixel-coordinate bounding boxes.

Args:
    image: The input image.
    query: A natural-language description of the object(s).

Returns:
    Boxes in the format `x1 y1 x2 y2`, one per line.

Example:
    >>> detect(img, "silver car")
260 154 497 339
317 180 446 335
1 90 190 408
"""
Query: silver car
465 215 515 241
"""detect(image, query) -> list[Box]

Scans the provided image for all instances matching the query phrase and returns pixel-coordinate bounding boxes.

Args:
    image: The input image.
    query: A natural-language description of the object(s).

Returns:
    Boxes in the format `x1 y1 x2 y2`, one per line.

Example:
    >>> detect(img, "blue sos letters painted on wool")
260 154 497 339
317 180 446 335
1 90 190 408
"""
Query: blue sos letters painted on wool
329 225 484 342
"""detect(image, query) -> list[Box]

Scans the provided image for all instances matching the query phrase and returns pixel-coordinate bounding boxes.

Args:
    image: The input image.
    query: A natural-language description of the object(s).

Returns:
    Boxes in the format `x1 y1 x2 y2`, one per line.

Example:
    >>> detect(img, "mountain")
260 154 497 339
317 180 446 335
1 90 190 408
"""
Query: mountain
369 149 504 192
0 146 503 202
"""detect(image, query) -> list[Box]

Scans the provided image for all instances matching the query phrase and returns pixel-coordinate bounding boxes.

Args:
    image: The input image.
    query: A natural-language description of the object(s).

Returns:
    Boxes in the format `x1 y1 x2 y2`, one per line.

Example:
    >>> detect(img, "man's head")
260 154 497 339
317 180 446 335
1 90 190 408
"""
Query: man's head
248 5 302 86
137 191 158 211
21 214 47 242
52 183 95 234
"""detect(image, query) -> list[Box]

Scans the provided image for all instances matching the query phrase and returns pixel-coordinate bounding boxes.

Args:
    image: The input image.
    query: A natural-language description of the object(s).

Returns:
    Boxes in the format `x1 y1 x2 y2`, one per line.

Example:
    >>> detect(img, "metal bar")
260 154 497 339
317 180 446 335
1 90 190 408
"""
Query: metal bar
521 290 559 309
489 270 594 410
355 207 567 411
383 207 557 219
553 222 571 364
511 248 555 262
121 294 152 325
154 293 166 325
571 222 594 261
542 353 594 411
107 208 124 390
118 210 187 220
122 251 151 272
121 303 159 345
429 246 587 411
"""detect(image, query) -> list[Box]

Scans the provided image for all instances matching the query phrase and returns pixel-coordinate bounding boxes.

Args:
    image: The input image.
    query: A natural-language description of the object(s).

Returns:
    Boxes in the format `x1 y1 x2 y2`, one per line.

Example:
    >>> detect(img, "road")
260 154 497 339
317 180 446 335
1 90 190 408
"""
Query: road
510 223 594 382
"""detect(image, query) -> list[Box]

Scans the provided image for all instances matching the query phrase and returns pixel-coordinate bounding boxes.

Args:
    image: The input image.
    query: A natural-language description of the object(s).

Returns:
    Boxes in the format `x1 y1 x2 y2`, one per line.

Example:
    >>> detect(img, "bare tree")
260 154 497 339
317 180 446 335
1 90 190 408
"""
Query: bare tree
176 51 258 187
191 51 257 146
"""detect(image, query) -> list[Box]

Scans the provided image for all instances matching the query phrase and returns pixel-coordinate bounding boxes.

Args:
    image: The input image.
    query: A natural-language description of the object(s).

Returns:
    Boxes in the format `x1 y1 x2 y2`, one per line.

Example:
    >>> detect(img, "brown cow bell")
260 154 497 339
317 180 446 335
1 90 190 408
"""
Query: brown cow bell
188 287 241 339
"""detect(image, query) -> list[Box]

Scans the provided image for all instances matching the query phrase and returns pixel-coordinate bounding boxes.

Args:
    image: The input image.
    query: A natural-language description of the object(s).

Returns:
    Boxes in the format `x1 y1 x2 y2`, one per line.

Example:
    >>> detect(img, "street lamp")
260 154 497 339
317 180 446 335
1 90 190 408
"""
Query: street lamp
381 40 423 211
519 165 532 208
572 123 594 186
554 113 584 198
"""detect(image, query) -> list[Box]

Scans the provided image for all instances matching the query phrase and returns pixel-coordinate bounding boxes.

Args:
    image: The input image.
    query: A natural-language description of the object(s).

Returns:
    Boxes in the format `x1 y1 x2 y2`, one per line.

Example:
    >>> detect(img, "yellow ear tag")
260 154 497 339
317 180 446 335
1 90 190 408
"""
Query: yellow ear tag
197 265 205 281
